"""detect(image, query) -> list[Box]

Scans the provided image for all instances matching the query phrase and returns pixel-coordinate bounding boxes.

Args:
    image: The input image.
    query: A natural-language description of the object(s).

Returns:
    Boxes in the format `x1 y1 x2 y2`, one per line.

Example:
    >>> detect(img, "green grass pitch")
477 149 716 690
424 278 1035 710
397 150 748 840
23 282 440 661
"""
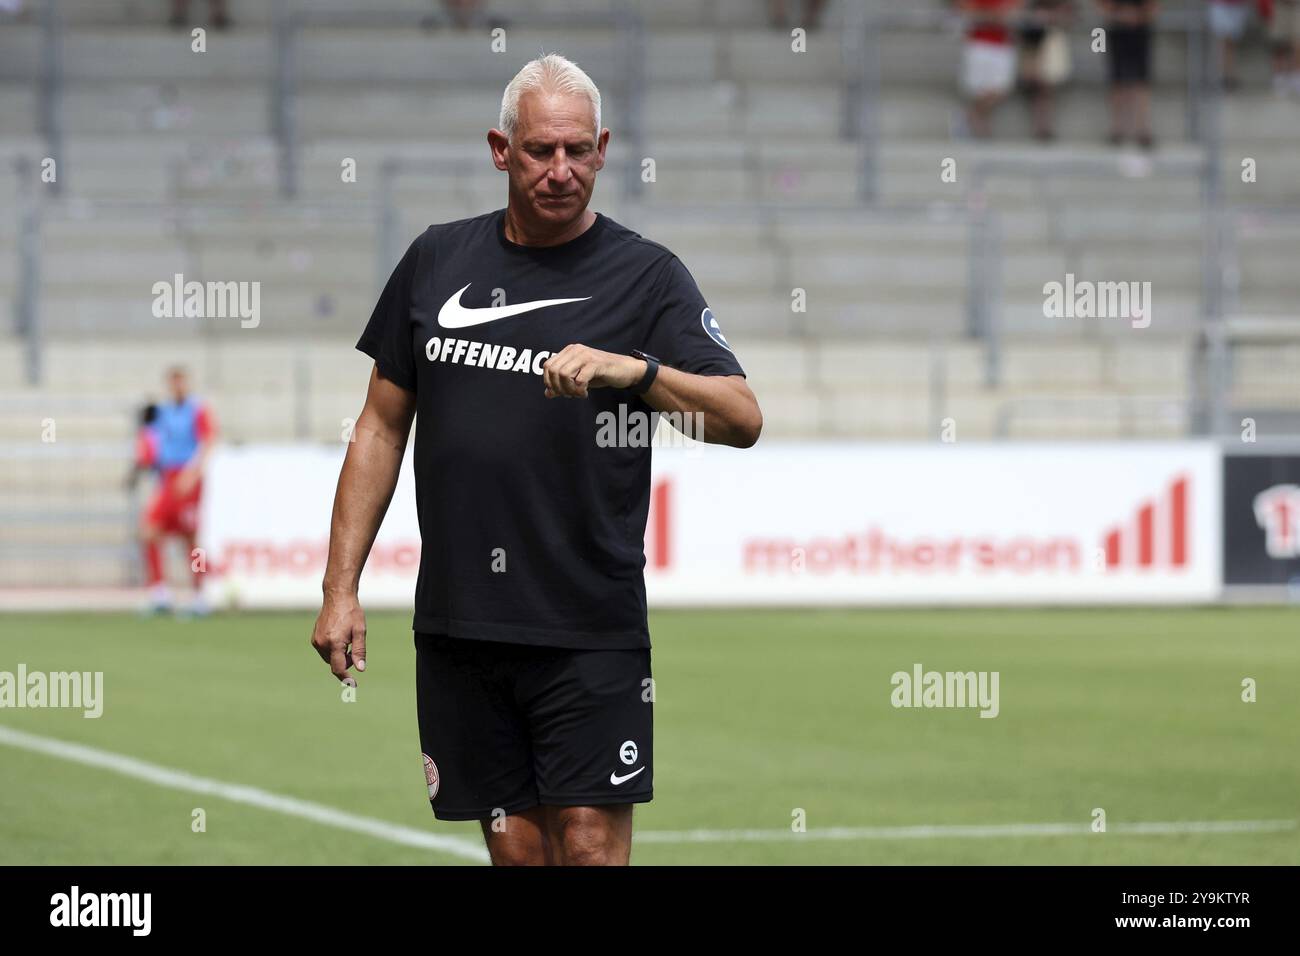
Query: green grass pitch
1 607 1297 865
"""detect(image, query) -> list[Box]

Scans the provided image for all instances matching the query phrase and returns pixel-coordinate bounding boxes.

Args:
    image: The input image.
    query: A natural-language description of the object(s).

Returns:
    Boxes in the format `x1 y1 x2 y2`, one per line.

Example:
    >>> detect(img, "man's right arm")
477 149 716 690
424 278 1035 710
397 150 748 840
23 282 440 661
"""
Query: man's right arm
310 366 417 683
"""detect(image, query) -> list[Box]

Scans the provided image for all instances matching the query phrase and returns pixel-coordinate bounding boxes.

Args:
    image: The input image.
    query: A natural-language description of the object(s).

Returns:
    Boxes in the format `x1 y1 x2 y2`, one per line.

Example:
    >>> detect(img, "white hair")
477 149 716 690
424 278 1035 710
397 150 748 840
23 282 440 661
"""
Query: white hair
499 53 602 142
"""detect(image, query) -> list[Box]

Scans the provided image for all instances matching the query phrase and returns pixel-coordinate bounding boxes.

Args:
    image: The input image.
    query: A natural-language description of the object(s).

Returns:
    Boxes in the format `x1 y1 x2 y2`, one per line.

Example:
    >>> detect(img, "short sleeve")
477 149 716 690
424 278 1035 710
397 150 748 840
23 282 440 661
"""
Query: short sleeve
194 404 215 442
356 237 421 392
641 256 745 378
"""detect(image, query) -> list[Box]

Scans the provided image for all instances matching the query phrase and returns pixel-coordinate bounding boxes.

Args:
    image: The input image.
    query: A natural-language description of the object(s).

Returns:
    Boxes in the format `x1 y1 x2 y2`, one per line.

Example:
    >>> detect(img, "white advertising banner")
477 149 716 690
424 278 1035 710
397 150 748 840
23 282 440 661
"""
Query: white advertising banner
200 445 421 609
201 442 1222 608
644 442 1221 604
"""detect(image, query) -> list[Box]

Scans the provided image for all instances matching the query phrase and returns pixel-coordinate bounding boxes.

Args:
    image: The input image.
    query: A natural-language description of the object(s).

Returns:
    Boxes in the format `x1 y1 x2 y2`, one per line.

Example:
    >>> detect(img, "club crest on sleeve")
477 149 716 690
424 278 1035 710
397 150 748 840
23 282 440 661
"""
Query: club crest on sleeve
701 307 732 352
423 753 440 800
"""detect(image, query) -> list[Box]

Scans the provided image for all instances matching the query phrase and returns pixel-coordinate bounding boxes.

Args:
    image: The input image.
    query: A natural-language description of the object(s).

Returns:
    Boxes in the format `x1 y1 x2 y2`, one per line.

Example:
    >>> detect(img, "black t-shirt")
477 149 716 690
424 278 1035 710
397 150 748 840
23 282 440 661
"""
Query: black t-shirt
356 208 745 649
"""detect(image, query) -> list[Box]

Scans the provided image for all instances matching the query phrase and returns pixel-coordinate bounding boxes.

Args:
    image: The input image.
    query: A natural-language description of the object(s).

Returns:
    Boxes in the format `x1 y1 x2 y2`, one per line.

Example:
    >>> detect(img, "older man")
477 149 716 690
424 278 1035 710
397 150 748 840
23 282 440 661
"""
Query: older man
310 53 761 865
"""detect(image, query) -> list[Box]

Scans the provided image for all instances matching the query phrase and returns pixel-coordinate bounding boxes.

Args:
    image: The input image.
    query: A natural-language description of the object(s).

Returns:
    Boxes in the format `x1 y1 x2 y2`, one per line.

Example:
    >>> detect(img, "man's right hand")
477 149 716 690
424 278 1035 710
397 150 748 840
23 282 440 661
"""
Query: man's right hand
310 593 367 683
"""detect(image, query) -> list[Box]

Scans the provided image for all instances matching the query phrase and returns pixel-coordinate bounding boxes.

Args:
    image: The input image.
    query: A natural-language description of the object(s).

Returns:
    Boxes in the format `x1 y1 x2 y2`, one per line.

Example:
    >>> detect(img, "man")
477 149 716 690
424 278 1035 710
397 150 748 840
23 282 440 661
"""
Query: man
1018 0 1076 141
141 367 216 616
1207 0 1252 90
958 0 1025 138
310 53 761 866
1099 0 1159 149
169 0 230 30
1269 0 1300 95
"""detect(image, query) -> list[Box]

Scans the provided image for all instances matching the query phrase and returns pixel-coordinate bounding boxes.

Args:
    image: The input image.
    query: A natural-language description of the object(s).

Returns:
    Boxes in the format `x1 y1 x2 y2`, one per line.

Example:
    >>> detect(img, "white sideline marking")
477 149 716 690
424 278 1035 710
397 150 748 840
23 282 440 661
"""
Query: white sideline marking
635 820 1298 843
3 726 1293 855
0 725 489 863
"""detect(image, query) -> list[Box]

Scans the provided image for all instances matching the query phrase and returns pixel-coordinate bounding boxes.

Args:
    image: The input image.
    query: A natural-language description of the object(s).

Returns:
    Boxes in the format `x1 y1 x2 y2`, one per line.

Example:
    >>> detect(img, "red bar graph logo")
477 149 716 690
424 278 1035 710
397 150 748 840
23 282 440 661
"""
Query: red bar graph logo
1102 475 1189 570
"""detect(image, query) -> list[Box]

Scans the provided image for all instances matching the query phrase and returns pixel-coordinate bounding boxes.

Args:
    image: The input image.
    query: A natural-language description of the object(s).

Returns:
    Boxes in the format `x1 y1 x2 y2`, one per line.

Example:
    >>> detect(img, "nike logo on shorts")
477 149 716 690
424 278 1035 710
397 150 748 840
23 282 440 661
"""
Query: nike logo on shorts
437 283 591 329
609 767 646 786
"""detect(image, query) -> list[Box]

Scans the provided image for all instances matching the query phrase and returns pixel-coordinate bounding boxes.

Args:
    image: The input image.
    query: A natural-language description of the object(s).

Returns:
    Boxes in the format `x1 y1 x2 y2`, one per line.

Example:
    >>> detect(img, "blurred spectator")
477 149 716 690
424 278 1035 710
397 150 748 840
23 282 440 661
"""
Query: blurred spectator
442 0 483 29
1269 0 1300 94
170 0 230 30
1019 0 1076 140
768 0 829 30
431 1 508 31
1208 0 1252 89
959 0 1024 138
1099 0 1158 149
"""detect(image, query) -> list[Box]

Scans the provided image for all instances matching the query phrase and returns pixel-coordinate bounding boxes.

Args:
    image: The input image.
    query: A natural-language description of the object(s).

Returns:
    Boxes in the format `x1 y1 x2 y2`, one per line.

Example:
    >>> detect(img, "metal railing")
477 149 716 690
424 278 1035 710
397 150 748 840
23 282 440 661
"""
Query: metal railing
1199 205 1300 435
0 396 141 582
994 395 1188 438
37 0 65 197
22 2 1221 203
845 1 1218 201
965 150 1215 390
268 2 646 200
7 188 384 389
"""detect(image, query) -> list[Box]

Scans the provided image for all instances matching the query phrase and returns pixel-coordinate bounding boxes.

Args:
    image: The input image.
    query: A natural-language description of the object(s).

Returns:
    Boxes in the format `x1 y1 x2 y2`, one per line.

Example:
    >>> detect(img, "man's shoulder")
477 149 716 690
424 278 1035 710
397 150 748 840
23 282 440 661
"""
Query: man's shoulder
411 210 499 250
596 213 679 269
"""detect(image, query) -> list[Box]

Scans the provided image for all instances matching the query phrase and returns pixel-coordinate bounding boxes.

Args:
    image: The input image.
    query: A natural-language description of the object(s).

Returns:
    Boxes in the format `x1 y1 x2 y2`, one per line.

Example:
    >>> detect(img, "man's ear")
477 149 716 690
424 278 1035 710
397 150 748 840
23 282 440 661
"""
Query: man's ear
487 129 510 172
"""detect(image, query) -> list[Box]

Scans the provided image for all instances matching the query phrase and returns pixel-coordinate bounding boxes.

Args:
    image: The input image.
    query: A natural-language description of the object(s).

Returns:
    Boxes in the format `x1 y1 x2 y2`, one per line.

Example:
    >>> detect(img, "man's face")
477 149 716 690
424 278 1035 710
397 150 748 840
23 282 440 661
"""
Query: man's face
167 371 188 403
494 90 607 226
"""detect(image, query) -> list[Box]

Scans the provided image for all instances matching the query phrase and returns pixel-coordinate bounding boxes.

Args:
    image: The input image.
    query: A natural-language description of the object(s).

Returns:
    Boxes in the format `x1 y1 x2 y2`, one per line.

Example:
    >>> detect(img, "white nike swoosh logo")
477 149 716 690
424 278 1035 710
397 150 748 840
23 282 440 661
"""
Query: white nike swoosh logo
609 767 646 786
437 283 591 329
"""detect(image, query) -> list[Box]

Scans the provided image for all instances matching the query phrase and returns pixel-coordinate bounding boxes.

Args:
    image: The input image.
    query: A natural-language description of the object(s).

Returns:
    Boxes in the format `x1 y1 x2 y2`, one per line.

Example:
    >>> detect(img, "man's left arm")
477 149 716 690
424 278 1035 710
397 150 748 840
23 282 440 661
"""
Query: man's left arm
176 405 216 494
541 345 762 448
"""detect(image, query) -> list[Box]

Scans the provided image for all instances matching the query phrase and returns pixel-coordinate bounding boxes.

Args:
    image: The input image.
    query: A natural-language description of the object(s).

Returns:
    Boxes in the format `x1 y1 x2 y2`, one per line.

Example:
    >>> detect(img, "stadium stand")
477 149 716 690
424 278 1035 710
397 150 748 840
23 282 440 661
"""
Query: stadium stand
0 0 1298 588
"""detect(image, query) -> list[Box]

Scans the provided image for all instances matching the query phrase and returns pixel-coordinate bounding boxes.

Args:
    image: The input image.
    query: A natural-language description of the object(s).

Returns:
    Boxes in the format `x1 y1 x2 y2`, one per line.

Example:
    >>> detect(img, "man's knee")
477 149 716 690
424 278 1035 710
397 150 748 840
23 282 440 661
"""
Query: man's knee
551 806 631 866
487 841 546 866
482 812 549 866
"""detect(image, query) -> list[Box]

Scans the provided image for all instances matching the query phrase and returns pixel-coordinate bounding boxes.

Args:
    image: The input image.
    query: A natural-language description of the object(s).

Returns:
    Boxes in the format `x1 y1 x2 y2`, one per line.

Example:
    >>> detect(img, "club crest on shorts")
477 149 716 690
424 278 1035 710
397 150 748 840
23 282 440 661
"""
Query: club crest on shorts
422 753 440 800
701 307 732 352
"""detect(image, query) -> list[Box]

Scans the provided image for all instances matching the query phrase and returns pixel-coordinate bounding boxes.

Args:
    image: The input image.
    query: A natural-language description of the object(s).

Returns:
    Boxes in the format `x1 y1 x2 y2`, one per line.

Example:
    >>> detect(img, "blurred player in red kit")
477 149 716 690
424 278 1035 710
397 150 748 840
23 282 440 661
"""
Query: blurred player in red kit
139 367 216 616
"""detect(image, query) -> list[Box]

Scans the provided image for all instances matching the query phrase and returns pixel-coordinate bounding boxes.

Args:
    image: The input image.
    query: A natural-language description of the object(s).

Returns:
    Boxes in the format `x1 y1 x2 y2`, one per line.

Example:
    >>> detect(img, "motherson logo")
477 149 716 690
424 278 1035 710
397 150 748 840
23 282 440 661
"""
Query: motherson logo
1101 475 1188 569
0 665 102 718
891 664 1000 718
741 475 1192 577
50 886 150 936
207 539 420 577
152 273 260 328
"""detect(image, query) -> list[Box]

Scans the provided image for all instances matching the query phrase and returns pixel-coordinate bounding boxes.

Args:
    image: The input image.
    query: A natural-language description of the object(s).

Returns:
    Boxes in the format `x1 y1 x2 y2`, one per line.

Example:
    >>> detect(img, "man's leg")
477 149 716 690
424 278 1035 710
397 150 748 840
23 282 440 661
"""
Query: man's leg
545 804 634 866
140 487 172 610
141 520 164 586
480 806 553 866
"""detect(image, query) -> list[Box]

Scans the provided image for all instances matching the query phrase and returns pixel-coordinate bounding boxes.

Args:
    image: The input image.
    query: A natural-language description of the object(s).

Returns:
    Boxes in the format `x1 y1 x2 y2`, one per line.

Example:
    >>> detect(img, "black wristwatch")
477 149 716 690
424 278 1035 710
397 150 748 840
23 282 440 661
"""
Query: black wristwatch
630 349 661 395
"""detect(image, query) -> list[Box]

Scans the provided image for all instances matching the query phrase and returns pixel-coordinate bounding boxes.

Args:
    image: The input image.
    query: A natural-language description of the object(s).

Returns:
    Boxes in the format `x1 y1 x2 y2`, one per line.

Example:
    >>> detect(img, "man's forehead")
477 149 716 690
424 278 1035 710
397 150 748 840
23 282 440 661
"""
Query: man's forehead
516 92 595 133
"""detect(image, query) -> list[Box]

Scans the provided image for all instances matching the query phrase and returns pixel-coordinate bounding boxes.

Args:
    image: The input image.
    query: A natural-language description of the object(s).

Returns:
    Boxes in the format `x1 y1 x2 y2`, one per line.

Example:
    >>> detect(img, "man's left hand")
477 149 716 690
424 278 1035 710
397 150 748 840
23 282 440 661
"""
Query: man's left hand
542 344 645 398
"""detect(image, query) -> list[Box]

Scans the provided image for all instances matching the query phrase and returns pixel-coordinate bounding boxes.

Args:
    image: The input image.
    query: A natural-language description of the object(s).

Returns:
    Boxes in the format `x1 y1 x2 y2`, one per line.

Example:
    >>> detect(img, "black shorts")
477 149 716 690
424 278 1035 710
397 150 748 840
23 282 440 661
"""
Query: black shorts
414 632 654 821
1108 25 1152 85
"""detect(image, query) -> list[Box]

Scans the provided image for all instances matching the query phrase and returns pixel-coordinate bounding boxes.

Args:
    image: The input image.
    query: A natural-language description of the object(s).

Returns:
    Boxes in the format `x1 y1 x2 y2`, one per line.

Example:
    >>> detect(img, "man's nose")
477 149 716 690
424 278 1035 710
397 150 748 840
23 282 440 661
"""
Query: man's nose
548 150 572 181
